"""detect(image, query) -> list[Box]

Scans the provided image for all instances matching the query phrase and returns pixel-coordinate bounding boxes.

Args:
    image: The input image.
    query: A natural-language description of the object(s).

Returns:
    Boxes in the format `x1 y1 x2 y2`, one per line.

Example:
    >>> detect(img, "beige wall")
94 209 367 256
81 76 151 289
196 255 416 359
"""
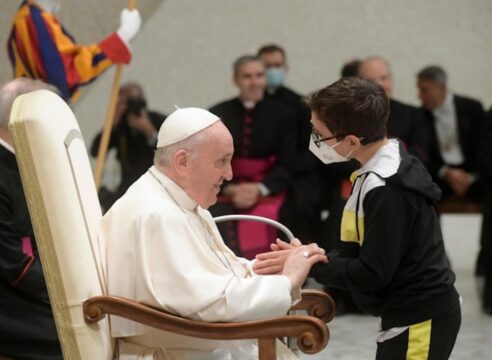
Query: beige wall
1 0 491 147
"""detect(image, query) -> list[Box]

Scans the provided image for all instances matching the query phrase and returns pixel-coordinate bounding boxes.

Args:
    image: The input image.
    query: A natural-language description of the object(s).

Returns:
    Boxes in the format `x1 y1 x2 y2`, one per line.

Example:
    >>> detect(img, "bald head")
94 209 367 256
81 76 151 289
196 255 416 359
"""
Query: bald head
359 56 393 98
0 78 58 131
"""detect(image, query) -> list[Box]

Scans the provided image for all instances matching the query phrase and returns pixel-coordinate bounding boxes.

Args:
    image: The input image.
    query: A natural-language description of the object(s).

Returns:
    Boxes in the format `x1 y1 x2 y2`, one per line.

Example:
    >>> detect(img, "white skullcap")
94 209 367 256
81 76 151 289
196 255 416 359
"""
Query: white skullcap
157 107 220 147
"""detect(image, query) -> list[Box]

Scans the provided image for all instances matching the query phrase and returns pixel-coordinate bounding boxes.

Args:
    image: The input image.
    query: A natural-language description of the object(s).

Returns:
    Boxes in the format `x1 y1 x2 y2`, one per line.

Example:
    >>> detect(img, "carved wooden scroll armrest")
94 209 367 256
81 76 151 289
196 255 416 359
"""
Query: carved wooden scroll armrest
290 289 336 323
83 295 329 355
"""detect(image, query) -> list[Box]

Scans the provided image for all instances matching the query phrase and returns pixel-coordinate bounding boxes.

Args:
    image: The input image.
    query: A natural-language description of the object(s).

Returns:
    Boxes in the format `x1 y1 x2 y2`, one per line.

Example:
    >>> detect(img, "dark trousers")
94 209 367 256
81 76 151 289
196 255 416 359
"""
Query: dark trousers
376 302 461 360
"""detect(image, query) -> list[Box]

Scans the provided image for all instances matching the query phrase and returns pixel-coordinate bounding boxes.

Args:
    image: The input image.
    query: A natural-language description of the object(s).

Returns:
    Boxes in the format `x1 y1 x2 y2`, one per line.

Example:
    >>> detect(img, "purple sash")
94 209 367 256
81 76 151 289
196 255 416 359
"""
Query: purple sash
231 157 285 259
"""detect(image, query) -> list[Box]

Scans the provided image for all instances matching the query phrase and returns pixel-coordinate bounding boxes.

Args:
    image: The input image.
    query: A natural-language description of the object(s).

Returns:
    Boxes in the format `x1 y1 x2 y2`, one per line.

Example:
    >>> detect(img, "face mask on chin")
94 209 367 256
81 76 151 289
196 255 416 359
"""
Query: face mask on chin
309 137 353 164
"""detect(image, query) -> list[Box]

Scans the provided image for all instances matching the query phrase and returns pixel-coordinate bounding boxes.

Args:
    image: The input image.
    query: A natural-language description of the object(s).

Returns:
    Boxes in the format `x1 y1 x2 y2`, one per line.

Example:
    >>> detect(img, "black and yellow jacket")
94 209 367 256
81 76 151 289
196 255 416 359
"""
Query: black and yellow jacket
312 139 459 330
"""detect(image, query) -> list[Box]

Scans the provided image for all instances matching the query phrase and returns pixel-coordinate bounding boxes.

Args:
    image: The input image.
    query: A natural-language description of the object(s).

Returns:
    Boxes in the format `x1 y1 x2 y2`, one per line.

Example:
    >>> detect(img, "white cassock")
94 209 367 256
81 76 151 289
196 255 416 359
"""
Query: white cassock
102 166 299 360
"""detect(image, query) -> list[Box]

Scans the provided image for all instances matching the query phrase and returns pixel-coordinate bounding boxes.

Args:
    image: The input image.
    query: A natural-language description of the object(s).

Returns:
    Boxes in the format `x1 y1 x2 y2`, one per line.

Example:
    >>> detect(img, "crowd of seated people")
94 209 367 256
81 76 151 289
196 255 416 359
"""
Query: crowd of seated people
205 47 491 316
88 45 491 316
1 43 491 359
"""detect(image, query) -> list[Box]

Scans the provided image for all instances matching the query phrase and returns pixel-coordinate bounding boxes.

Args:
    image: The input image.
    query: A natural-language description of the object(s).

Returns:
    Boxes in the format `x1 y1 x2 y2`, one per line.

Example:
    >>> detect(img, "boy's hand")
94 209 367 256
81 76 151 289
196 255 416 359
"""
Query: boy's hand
270 238 302 251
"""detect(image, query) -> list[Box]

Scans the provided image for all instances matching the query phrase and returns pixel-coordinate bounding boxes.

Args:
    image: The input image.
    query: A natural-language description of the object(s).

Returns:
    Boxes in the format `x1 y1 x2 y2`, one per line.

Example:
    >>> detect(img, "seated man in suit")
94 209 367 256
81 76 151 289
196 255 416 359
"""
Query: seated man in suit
102 107 326 359
416 65 485 199
0 78 62 360
417 65 487 286
359 56 431 165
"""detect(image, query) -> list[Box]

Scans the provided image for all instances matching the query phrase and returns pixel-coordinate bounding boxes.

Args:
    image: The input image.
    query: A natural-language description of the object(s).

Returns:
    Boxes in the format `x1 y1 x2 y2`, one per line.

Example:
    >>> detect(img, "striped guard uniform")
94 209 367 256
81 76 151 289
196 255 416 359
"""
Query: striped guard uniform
7 0 131 101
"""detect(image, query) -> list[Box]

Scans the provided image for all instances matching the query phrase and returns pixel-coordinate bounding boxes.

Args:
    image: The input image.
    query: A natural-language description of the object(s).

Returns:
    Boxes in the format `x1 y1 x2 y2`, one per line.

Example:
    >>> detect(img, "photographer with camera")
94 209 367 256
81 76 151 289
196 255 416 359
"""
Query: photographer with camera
91 82 166 210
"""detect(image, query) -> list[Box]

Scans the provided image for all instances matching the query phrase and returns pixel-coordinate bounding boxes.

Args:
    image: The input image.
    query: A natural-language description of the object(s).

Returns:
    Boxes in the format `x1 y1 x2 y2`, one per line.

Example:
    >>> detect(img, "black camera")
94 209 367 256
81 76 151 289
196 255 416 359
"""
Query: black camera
125 97 147 117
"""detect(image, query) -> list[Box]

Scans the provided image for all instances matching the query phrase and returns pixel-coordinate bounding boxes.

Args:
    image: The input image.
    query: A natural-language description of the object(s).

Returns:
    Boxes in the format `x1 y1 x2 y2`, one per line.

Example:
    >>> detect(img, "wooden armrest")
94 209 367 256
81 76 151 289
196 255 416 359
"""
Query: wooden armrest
291 289 336 323
84 295 328 354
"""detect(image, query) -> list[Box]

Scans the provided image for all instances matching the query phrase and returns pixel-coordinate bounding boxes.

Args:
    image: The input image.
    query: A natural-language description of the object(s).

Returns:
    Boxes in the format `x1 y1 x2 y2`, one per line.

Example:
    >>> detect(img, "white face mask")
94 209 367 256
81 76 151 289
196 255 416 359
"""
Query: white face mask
309 137 352 164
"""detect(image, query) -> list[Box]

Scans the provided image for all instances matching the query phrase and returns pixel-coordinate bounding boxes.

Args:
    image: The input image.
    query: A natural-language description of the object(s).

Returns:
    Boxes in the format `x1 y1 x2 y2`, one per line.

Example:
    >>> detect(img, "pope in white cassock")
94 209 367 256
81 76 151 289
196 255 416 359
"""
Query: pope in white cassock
101 107 326 359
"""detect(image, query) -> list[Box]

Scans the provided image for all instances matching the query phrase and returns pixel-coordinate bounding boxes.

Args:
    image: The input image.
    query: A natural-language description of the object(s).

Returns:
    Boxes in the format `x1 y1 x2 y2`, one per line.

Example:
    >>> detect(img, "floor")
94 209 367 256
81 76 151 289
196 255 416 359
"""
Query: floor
300 214 492 359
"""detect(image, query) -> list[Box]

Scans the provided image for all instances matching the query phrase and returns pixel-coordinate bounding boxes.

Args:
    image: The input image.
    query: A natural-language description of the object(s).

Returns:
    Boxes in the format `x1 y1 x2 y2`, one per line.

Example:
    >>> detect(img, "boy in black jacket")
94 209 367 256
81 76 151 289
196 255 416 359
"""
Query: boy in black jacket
254 77 461 359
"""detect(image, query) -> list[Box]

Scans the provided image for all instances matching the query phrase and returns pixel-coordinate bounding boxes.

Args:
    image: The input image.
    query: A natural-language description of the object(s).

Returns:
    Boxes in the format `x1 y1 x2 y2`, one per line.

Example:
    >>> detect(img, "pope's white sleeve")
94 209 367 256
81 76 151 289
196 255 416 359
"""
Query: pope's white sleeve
138 212 294 323
196 274 293 322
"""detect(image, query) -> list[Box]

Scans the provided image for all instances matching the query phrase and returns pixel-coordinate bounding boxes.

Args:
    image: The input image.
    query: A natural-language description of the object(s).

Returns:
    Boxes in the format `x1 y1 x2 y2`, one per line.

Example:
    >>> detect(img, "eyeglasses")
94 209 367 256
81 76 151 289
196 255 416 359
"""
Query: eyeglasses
311 125 343 148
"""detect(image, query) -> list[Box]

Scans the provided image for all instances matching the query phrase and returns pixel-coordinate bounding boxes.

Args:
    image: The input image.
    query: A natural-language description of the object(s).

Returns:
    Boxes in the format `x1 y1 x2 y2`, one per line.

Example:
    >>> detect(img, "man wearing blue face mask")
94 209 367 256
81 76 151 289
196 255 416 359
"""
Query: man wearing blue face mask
254 77 461 360
257 44 325 246
257 44 290 92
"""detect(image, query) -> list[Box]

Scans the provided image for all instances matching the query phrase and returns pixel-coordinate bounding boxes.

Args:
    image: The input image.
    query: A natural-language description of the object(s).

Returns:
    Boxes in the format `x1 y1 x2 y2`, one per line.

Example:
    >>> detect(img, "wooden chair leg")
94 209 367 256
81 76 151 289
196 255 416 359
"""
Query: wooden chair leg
259 338 277 360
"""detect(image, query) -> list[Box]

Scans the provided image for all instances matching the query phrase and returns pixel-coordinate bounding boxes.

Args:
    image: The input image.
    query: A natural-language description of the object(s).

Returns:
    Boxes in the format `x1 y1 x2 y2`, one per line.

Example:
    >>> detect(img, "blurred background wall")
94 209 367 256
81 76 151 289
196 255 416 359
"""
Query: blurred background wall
1 0 491 146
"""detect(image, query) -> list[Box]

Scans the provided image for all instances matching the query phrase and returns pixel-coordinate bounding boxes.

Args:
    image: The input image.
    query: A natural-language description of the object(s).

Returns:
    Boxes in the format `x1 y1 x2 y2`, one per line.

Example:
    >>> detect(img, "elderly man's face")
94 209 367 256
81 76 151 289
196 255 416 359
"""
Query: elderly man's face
417 80 446 110
234 61 266 102
359 58 393 98
187 123 233 208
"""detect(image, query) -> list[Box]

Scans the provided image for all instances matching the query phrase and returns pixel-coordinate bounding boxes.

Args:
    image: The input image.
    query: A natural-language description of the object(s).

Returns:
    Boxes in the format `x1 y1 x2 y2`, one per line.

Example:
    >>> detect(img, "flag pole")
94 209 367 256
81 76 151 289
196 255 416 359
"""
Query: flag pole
94 0 138 190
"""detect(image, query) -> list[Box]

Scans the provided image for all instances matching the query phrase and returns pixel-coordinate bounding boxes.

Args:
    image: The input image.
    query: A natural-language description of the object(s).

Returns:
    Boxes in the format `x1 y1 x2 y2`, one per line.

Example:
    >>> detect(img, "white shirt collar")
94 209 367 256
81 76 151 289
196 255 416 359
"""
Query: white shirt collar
433 91 453 117
148 166 198 211
0 138 15 154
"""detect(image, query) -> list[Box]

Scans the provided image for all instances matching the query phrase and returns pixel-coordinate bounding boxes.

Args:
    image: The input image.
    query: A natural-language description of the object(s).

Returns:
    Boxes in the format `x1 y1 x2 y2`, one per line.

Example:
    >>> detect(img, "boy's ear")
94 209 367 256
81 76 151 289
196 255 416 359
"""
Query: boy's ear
346 134 362 147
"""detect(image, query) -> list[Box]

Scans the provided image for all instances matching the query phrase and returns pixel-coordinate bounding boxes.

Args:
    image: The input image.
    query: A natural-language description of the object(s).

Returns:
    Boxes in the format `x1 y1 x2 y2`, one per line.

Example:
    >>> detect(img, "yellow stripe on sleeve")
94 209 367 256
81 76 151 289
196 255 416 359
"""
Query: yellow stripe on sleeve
340 209 365 245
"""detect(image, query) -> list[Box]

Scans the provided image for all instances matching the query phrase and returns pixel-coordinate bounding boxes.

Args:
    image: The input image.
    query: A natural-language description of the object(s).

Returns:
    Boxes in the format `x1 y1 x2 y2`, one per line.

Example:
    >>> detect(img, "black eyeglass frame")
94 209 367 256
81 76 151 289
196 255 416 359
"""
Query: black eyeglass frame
311 125 347 148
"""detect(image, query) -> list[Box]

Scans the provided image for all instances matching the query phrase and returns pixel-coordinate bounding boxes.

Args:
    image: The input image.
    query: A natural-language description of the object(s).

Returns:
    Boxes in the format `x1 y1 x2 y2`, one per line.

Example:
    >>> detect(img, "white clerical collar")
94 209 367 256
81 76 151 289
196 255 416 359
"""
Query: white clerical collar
0 138 15 154
148 166 197 211
433 91 453 117
242 100 256 109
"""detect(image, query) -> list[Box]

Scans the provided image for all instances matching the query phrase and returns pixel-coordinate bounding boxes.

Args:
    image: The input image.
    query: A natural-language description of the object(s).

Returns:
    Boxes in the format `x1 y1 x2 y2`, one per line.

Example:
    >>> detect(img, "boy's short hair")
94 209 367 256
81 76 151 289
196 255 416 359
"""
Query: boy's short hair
306 77 389 145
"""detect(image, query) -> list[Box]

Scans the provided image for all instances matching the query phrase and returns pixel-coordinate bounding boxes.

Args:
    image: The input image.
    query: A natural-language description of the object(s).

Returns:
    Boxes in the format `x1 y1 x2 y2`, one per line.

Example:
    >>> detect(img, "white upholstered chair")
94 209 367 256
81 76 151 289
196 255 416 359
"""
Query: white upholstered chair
9 90 334 360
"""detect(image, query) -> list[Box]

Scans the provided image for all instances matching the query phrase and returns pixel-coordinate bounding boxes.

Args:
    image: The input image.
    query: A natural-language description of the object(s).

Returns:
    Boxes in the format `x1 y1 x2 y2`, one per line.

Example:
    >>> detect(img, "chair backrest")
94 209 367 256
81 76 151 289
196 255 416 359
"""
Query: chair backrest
9 90 114 360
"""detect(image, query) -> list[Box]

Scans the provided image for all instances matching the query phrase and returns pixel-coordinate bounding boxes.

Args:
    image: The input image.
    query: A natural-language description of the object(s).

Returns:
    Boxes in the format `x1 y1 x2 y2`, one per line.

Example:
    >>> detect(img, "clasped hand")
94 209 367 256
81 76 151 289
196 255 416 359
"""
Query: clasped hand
224 183 261 209
253 238 328 291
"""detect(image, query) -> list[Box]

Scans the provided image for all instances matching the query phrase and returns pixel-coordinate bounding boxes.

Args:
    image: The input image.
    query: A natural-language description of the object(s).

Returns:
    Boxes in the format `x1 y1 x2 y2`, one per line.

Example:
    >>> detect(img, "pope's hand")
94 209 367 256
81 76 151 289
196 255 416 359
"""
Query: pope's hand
117 9 142 44
253 240 323 275
282 244 328 291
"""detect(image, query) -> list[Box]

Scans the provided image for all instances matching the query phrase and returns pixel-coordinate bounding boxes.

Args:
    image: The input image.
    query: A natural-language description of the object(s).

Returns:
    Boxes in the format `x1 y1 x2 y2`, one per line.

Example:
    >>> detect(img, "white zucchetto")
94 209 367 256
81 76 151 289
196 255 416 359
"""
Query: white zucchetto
156 107 220 148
